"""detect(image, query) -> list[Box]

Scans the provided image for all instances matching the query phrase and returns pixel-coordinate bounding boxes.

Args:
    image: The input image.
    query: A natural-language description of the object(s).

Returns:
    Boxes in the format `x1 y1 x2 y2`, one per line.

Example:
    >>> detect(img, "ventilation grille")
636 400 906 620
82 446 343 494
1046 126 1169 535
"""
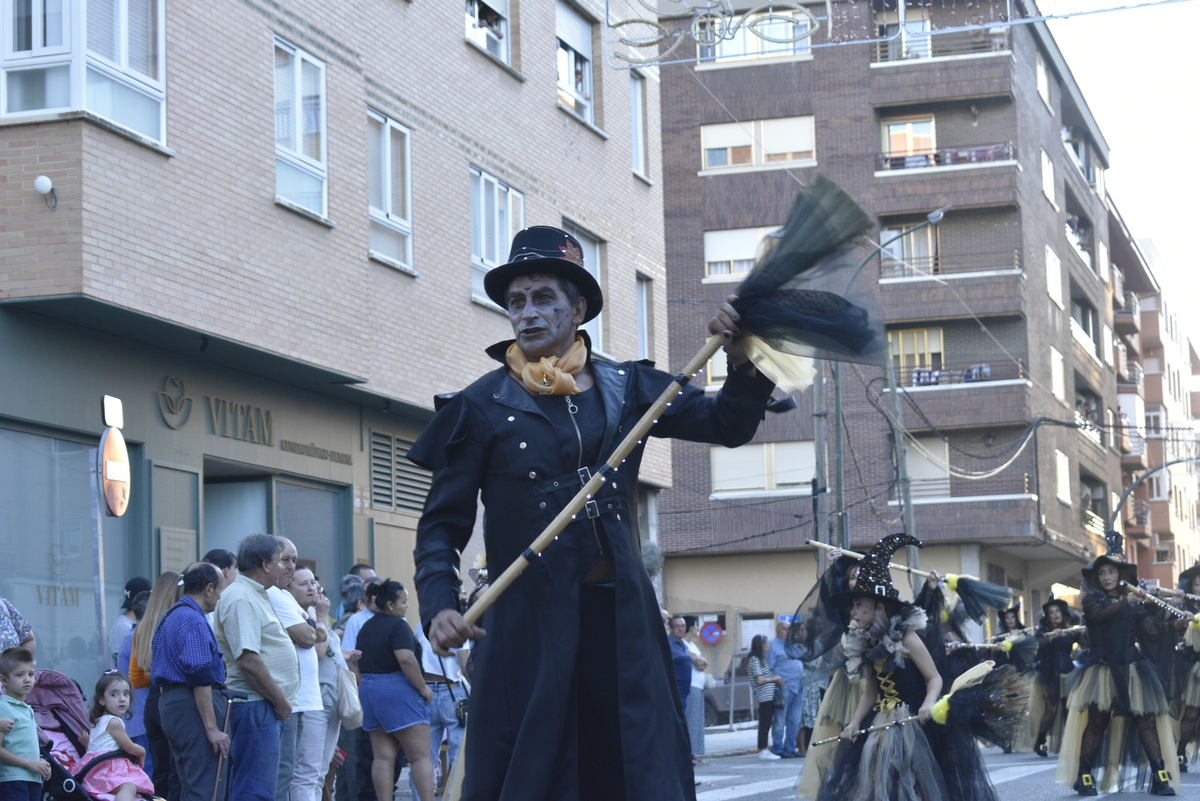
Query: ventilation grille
370 432 432 514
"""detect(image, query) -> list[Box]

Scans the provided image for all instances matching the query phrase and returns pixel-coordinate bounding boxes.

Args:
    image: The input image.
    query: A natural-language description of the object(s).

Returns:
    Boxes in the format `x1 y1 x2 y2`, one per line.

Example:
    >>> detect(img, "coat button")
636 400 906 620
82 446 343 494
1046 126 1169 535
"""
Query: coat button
612 482 618 489
529 472 537 479
508 416 515 421
539 502 546 509
618 370 625 375
519 442 527 449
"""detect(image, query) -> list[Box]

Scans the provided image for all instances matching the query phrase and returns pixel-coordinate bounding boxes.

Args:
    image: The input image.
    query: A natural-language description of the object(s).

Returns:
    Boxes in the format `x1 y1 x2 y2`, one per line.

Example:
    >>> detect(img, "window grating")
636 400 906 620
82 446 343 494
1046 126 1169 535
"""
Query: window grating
370 432 432 514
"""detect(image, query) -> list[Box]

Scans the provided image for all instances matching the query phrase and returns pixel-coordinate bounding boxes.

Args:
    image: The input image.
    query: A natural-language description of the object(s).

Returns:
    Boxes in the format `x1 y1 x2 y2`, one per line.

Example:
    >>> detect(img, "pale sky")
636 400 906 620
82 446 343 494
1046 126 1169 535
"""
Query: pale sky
1045 0 1200 346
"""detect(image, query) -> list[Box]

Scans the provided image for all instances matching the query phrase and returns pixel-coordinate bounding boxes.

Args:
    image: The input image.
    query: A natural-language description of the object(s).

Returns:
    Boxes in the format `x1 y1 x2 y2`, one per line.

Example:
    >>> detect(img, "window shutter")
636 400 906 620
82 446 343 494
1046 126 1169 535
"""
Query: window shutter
556 1 592 59
701 122 753 151
1055 450 1071 504
393 439 433 514
704 228 762 263
761 116 813 156
370 432 395 510
1045 246 1062 308
1050 346 1065 400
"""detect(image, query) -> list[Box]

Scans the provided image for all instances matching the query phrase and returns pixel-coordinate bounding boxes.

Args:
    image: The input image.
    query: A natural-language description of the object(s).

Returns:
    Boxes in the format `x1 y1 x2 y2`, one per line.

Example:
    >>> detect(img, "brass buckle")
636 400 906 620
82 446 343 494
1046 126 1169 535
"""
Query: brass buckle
1157 769 1171 783
1081 774 1094 787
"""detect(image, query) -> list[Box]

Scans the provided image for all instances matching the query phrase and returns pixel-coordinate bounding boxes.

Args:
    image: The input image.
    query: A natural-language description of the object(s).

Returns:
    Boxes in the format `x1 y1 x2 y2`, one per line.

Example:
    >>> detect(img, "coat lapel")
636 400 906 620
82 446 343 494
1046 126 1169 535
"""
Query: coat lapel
591 361 628 461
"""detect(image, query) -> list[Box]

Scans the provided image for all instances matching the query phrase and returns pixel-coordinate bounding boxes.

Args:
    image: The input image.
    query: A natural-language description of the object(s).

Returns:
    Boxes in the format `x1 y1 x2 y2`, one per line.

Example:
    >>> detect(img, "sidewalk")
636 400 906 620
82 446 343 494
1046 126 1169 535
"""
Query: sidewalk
701 722 760 758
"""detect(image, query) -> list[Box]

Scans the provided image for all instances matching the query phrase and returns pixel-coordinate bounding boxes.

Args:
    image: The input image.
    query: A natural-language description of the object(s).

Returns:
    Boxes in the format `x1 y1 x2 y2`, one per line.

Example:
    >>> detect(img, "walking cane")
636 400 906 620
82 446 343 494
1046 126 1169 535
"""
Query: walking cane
212 689 248 801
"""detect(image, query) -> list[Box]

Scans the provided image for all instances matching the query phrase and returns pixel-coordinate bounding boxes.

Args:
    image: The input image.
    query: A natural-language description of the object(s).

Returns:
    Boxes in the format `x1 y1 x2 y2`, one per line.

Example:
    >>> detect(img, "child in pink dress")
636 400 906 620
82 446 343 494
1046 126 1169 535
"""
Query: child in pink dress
75 672 154 801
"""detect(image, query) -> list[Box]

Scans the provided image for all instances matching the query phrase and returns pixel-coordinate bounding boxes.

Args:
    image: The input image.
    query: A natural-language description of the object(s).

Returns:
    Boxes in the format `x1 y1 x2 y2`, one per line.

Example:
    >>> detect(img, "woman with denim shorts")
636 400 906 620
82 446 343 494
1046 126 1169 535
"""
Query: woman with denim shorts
356 580 434 801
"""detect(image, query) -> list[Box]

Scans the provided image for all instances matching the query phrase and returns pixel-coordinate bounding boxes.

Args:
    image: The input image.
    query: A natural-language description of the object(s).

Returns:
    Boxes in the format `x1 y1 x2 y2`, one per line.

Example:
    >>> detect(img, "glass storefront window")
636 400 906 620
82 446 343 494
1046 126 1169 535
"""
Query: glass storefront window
0 428 131 698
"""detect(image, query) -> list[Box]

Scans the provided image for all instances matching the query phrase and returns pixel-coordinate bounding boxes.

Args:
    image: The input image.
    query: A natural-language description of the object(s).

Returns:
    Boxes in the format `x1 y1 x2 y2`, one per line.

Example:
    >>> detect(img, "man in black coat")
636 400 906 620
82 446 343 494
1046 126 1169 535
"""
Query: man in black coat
409 226 778 801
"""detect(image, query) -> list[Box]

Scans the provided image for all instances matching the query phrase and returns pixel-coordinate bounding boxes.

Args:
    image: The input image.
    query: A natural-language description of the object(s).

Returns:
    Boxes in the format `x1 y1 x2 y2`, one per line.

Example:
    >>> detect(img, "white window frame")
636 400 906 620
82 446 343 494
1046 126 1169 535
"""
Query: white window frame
706 348 729 388
710 441 815 497
1045 245 1063 309
880 223 937 278
700 116 816 172
697 9 813 64
703 226 778 282
1148 473 1169 502
5 0 70 60
906 435 950 498
882 116 935 167
1035 50 1052 109
563 221 604 354
636 274 651 360
1055 449 1071 505
367 110 413 273
1145 407 1164 438
274 38 327 217
470 166 524 305
1041 148 1056 206
1050 346 1065 401
465 0 509 64
630 72 647 176
556 1 593 123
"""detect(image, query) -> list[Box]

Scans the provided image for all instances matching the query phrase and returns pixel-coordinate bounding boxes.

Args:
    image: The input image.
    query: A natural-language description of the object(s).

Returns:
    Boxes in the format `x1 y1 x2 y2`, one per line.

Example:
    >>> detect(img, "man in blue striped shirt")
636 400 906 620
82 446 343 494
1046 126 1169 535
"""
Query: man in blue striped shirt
151 562 229 801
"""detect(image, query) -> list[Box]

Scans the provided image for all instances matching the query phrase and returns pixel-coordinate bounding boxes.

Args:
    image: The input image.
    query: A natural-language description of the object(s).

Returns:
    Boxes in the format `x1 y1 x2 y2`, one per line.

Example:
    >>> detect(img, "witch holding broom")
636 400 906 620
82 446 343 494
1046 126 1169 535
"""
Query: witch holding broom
409 177 885 801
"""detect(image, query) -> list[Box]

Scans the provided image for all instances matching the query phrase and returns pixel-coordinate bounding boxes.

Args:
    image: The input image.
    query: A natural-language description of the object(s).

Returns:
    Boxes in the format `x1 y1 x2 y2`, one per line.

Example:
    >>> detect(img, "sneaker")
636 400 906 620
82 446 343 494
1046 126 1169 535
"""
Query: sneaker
759 749 782 760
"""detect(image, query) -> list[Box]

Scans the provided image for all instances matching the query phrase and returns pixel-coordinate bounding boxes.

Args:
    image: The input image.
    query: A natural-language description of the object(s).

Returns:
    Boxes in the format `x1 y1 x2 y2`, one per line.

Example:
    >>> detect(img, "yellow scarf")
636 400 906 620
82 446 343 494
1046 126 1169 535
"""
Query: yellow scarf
505 337 587 395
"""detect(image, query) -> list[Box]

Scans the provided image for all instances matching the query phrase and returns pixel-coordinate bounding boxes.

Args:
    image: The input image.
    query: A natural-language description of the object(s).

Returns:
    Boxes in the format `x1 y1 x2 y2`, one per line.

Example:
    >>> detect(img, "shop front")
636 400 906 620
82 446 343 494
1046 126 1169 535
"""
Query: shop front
0 304 429 698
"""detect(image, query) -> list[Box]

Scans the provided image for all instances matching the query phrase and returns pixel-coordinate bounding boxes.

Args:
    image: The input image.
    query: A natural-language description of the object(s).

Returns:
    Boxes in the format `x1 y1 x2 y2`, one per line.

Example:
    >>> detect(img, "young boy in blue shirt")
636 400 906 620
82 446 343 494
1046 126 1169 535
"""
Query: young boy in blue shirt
0 648 51 801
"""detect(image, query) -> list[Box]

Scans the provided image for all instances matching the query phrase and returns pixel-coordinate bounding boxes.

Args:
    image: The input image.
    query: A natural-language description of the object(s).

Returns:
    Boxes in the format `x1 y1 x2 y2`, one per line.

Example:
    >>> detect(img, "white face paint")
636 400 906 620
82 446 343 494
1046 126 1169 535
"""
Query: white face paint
506 274 586 360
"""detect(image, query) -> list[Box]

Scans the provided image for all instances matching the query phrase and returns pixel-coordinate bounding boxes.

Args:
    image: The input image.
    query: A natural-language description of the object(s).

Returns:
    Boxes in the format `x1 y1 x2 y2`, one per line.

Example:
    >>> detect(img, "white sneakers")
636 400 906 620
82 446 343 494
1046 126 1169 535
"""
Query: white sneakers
758 749 782 760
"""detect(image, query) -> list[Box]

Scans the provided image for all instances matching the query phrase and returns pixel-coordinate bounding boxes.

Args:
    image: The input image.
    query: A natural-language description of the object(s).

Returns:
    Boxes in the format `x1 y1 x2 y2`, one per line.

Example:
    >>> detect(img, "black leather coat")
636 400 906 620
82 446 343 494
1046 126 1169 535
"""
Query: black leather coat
409 342 775 801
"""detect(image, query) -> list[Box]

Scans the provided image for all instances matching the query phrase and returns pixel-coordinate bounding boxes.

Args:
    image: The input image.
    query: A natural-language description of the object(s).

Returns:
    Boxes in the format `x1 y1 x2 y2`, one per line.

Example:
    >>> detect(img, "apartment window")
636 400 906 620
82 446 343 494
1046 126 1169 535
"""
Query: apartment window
907 435 950 498
465 0 508 63
1154 548 1173 565
875 8 931 60
706 348 728 387
1145 407 1163 438
880 223 938 278
698 9 811 63
556 1 592 122
636 275 651 360
1045 246 1063 308
701 116 816 170
888 327 943 385
1035 50 1052 108
1040 148 1055 205
703 227 776 279
711 441 815 494
630 72 647 176
1050 346 1065 400
274 40 326 216
367 111 412 271
882 117 934 167
1148 473 1168 502
1055 450 1071 505
1071 295 1099 352
564 222 604 352
470 167 524 301
1143 356 1162 374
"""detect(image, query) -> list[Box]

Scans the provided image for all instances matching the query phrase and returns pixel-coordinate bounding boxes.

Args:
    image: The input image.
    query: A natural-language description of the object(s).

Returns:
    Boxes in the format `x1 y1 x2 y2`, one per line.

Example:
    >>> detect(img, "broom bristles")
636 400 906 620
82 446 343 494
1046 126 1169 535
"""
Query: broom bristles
956 576 1013 622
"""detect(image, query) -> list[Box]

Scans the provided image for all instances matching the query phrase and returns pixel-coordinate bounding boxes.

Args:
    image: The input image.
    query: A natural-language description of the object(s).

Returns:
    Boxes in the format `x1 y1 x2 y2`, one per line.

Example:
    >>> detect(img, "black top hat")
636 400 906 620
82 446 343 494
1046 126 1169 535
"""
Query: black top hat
483 226 603 323
1081 553 1137 588
1041 596 1071 624
831 533 922 608
121 577 152 610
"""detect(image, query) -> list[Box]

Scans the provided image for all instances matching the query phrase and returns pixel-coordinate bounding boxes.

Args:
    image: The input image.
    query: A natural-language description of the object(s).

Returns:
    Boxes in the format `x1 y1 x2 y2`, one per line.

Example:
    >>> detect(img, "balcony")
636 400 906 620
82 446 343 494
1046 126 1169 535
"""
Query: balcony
1070 318 1100 362
1117 361 1143 393
1082 508 1106 538
876 142 1016 172
1065 224 1092 270
890 473 1038 546
870 27 1010 63
1114 292 1141 334
1111 267 1125 309
1122 433 1148 470
1114 339 1128 380
897 359 1024 388
1117 416 1133 454
1075 409 1105 448
880 249 1020 281
1124 499 1151 540
889 361 1031 429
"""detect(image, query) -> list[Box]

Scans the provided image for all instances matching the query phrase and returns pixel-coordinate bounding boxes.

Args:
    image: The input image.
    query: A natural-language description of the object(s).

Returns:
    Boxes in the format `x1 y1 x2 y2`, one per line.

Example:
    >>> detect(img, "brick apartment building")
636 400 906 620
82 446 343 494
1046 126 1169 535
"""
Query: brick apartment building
0 0 667 697
653 0 1184 664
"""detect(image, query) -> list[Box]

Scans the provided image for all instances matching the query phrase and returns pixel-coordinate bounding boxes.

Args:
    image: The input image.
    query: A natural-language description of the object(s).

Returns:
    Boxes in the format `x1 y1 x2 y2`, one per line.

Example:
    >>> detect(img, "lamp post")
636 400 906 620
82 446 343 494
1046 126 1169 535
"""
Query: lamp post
832 206 949 567
1107 456 1200 556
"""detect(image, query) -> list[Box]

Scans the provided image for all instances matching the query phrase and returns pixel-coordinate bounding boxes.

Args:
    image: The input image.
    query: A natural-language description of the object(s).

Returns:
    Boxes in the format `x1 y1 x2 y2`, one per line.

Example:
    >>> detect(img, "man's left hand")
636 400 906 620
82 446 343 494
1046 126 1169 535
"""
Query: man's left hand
708 296 749 367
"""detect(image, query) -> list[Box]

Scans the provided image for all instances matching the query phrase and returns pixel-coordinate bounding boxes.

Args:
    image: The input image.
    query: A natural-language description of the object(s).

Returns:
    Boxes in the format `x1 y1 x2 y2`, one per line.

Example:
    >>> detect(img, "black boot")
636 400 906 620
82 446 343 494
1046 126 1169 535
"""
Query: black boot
1149 757 1175 796
1034 733 1048 757
1074 755 1098 796
1178 753 1189 774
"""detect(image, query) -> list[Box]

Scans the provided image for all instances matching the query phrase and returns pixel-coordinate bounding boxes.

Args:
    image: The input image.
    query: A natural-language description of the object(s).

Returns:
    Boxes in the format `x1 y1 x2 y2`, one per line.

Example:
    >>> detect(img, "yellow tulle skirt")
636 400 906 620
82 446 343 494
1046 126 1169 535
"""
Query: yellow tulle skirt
1055 662 1179 793
1183 660 1200 708
796 668 864 799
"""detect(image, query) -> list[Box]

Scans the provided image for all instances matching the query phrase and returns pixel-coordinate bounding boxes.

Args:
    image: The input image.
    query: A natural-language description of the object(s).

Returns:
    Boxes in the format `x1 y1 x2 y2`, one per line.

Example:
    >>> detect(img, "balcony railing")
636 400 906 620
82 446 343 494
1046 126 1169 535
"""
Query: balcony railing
903 471 1031 501
1118 361 1143 389
1123 292 1140 317
897 358 1024 388
876 142 1016 171
870 26 1010 63
1065 224 1092 269
1082 508 1106 537
1124 432 1147 457
880 249 1020 280
1075 410 1105 447
1114 340 1128 378
1070 318 1099 358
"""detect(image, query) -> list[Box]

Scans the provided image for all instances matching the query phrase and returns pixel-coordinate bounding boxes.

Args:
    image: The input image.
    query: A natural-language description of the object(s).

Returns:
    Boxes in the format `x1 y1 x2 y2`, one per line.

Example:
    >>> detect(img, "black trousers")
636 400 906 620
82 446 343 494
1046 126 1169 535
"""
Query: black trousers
144 686 181 801
578 585 625 801
159 686 228 801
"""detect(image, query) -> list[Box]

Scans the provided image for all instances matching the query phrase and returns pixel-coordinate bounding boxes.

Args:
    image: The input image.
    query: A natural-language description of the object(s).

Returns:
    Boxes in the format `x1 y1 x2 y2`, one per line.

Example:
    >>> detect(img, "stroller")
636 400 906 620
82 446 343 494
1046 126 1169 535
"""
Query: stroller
26 669 162 801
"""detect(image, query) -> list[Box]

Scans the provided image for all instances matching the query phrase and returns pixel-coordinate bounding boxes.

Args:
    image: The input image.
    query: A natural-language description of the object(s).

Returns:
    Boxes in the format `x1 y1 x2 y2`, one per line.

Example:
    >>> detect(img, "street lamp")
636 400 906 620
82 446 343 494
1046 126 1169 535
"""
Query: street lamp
828 205 950 559
1106 456 1200 557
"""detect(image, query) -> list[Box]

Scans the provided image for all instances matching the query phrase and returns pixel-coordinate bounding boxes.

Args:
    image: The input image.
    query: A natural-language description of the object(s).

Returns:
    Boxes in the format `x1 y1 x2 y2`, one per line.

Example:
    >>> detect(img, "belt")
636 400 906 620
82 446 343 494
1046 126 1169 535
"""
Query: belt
425 679 459 687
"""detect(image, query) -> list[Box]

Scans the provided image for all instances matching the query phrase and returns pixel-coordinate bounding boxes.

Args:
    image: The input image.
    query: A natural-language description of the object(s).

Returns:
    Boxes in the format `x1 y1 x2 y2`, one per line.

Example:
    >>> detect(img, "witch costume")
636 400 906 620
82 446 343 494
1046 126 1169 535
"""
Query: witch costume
808 534 1008 801
1031 597 1083 757
1055 552 1180 796
409 226 780 801
1175 564 1200 771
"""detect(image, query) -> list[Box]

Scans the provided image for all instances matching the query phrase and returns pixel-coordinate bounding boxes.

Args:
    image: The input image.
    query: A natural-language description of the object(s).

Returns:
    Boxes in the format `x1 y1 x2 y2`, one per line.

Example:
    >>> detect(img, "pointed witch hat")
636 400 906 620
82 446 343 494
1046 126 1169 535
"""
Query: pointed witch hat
830 533 922 608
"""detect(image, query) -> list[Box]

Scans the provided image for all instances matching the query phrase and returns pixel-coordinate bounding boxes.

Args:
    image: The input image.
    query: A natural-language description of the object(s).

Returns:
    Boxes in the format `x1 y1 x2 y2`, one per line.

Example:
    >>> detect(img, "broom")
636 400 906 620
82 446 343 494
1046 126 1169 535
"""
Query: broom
459 175 880 630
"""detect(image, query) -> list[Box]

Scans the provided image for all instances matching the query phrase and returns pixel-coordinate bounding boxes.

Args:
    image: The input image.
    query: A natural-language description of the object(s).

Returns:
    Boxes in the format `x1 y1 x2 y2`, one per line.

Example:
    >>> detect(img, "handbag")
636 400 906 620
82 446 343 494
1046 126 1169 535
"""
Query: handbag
336 660 363 730
439 655 468 727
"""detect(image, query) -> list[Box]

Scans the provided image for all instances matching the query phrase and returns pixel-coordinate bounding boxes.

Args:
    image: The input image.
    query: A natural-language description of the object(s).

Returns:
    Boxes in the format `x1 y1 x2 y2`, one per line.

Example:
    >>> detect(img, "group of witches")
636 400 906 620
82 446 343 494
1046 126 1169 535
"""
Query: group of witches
787 533 1200 799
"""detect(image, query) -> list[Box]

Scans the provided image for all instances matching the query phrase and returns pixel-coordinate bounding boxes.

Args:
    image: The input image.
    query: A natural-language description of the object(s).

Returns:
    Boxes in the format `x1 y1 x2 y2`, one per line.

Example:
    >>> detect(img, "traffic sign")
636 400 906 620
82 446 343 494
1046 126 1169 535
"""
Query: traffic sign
699 622 723 645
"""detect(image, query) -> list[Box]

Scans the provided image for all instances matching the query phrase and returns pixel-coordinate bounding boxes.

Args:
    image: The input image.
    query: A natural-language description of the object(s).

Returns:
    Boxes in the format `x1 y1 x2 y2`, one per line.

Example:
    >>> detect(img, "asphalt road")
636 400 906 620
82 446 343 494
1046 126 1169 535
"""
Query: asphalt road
692 748 1200 800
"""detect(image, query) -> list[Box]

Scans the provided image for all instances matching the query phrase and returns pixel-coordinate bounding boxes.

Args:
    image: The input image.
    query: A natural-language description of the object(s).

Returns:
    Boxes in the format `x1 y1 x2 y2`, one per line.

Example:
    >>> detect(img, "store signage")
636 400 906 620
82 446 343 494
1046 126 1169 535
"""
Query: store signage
280 439 353 465
157 377 193 430
35 585 81 607
207 397 274 446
